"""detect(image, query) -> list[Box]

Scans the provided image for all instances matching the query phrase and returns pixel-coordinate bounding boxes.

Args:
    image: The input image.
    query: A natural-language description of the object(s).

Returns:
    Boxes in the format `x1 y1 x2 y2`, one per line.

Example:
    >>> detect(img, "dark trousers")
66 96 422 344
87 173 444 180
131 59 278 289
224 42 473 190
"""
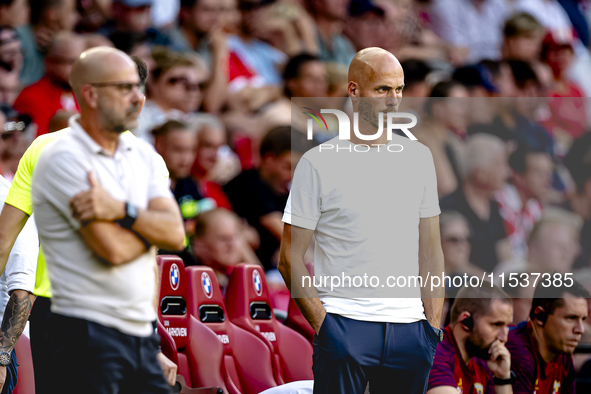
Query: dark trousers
46 313 170 394
312 314 438 394
29 295 52 394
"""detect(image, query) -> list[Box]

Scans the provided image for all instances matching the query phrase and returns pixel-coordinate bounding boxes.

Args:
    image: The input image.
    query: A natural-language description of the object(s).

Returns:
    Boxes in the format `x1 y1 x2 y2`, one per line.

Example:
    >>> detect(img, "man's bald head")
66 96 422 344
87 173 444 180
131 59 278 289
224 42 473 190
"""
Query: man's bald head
347 48 405 129
71 46 143 133
348 47 403 93
70 47 138 100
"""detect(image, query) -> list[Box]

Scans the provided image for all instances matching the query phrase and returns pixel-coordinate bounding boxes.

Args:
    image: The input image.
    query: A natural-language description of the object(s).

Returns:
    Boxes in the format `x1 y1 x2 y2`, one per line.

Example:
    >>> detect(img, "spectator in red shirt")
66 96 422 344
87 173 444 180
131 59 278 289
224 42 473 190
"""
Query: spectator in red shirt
13 32 84 136
507 279 589 394
428 284 514 394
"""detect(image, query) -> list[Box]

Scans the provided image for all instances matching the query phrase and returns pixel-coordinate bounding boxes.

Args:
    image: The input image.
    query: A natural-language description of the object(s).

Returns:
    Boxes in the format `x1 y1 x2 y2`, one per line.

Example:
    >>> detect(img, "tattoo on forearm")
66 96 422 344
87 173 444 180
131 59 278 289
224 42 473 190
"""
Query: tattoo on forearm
0 291 32 352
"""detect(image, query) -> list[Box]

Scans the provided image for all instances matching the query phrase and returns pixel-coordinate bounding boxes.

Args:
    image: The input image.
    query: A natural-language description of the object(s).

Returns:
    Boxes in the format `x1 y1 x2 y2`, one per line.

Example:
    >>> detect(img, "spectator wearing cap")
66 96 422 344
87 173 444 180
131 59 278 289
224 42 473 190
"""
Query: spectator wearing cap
223 126 308 271
0 0 27 28
493 144 553 261
13 32 84 136
343 0 386 51
308 0 356 66
452 65 499 97
563 132 591 270
415 81 469 198
430 0 508 64
539 28 588 145
18 0 79 86
109 31 156 77
479 60 517 97
440 133 511 273
501 12 544 62
100 0 172 48
135 47 208 144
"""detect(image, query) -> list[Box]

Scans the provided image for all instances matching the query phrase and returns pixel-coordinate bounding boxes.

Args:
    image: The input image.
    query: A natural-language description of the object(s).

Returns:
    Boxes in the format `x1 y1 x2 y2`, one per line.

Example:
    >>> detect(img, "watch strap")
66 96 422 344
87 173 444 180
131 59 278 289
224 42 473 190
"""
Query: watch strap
493 370 517 385
118 203 138 230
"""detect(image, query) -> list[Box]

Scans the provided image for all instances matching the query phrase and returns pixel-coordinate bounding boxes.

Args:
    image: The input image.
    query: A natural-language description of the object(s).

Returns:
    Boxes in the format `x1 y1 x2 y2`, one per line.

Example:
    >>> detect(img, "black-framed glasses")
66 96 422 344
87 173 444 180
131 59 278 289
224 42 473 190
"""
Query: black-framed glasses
89 82 145 95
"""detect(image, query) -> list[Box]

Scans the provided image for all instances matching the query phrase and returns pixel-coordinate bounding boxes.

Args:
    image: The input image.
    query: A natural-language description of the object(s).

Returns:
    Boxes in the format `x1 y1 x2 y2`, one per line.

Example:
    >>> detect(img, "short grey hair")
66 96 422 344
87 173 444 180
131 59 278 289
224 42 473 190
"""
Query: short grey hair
462 133 506 179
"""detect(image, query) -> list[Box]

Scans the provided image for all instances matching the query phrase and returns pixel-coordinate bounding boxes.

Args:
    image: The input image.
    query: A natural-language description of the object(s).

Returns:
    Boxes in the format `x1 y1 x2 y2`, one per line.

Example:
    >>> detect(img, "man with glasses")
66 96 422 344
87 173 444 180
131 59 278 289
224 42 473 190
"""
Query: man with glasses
31 46 185 393
13 32 84 136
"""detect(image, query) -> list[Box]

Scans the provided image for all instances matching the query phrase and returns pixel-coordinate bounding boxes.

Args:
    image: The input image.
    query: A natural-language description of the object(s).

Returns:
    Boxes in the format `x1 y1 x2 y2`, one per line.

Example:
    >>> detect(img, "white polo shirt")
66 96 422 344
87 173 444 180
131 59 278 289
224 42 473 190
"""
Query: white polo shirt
32 116 172 337
283 136 441 323
0 176 38 323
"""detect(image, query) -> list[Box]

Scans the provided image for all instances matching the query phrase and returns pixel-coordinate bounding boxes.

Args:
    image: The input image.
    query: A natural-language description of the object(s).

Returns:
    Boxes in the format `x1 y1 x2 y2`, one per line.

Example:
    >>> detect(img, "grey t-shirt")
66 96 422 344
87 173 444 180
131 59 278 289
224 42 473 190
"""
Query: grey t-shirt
283 136 440 323
32 116 172 337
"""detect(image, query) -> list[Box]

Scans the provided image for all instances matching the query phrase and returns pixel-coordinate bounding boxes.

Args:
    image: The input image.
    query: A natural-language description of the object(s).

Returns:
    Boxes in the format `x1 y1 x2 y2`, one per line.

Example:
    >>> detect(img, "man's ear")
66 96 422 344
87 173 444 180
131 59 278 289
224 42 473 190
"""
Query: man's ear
348 81 359 98
534 306 547 326
81 85 98 109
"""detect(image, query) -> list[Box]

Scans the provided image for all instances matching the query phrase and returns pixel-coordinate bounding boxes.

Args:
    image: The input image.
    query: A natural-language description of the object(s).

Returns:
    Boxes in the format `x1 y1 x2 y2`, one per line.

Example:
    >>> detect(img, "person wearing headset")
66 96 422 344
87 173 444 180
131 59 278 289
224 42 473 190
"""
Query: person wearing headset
506 279 588 394
428 283 515 394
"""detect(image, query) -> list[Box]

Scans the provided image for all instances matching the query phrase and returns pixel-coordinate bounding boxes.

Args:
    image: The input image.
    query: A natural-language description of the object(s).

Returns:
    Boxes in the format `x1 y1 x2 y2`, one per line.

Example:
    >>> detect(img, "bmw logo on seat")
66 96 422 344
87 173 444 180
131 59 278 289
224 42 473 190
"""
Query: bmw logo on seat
252 269 263 297
170 263 180 291
202 272 213 299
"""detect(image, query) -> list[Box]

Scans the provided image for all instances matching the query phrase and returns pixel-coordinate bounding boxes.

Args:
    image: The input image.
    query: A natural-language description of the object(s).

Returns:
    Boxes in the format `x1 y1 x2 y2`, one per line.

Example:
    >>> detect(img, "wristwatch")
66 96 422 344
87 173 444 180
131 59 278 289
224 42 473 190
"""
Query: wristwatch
493 370 517 385
117 203 138 230
0 351 11 366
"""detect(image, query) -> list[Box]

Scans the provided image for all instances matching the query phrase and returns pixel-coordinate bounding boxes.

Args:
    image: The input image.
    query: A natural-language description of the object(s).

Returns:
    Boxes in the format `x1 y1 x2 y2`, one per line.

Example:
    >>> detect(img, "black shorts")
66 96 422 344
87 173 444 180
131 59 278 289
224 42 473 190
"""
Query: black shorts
46 313 170 394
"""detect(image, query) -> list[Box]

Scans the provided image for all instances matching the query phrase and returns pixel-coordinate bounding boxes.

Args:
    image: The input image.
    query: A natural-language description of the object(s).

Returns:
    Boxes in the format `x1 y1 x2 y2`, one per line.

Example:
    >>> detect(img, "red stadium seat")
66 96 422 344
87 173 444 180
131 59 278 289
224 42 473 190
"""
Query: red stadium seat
13 334 35 394
225 264 313 384
186 266 277 394
157 256 228 391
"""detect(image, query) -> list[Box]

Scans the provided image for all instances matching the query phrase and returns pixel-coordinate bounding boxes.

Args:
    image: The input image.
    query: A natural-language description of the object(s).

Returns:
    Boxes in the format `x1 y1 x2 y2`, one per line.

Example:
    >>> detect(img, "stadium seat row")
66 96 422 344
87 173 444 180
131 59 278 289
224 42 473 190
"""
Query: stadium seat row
157 256 314 393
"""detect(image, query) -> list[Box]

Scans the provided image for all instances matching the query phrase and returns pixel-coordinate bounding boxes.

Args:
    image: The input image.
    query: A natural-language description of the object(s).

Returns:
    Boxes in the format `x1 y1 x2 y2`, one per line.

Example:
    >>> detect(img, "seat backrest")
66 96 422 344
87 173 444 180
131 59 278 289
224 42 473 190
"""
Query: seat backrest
186 266 277 394
157 256 228 391
13 334 35 394
226 264 313 383
158 255 191 351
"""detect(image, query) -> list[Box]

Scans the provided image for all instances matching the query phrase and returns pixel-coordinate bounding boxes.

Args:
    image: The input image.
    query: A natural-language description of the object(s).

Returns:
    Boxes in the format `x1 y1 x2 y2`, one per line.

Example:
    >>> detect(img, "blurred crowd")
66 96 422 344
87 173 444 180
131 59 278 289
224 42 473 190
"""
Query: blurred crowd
1 0 591 345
